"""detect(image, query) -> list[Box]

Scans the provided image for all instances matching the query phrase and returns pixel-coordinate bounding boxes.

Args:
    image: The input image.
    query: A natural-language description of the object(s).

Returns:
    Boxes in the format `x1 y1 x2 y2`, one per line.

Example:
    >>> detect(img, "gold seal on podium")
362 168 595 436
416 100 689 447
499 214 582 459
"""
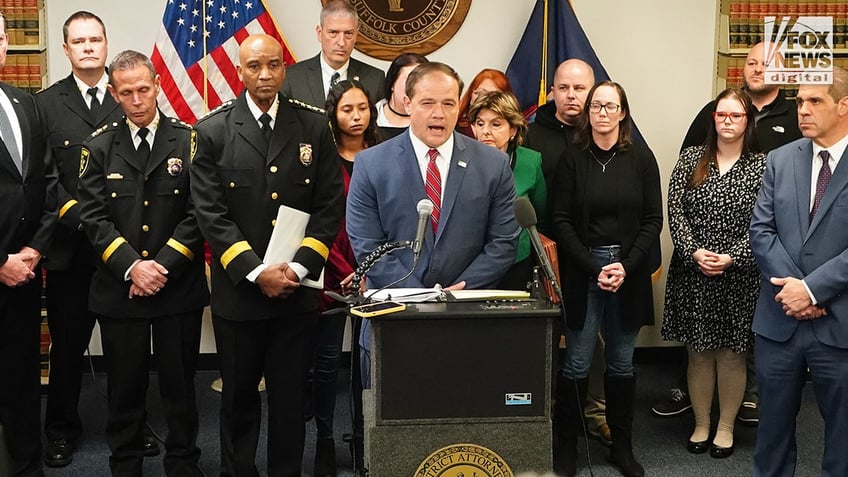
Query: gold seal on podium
413 443 514 477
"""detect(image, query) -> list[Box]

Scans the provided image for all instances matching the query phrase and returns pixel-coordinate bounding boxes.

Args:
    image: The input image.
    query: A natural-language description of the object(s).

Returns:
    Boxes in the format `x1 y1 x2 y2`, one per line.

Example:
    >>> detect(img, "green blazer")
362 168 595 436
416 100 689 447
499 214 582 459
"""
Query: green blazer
512 146 547 262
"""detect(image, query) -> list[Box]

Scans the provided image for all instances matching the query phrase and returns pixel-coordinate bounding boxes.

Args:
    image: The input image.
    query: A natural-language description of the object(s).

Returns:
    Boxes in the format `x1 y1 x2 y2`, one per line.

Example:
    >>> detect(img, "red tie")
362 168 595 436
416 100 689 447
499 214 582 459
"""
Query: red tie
425 148 442 233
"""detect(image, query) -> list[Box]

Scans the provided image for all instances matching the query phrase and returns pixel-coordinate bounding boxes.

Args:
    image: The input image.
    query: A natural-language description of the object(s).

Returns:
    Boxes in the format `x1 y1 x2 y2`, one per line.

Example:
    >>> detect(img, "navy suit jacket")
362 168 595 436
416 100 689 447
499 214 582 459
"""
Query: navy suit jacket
750 137 848 348
347 131 519 291
282 54 385 109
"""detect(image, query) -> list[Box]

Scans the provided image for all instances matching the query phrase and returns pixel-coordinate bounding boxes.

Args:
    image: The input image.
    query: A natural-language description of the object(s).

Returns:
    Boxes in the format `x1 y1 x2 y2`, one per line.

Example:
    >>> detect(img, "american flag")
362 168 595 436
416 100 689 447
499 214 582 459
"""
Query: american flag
152 0 296 124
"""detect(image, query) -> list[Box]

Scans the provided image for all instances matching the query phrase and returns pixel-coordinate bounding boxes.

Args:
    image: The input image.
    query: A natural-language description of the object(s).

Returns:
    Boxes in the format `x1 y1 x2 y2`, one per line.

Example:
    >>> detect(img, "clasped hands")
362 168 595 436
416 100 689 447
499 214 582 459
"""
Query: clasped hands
256 262 301 298
0 246 41 287
692 248 733 277
129 260 169 298
597 262 625 293
770 276 826 320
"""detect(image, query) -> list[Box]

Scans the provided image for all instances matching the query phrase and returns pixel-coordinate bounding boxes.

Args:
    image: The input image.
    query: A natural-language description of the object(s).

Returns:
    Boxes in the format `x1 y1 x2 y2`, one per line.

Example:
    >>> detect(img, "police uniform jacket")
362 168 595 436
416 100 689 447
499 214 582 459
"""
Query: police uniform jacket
191 92 343 321
0 82 57 272
77 114 209 318
36 73 122 270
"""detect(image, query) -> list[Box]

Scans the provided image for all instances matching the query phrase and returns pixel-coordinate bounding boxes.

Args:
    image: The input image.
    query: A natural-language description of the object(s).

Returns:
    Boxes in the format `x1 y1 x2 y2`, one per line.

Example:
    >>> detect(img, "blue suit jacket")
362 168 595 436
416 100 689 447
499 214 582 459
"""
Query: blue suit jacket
347 131 519 291
750 137 848 348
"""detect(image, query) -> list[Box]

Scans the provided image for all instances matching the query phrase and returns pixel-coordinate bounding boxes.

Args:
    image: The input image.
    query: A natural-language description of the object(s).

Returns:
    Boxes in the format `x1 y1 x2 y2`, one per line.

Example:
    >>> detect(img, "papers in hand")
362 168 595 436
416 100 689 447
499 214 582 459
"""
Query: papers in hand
366 288 444 303
264 205 324 289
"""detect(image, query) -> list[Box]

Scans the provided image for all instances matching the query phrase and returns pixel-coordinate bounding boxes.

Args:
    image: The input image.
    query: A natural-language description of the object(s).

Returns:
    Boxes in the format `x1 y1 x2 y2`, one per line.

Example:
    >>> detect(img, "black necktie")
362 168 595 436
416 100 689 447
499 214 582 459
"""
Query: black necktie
259 113 272 147
137 127 150 164
810 150 832 223
87 87 100 115
330 72 340 89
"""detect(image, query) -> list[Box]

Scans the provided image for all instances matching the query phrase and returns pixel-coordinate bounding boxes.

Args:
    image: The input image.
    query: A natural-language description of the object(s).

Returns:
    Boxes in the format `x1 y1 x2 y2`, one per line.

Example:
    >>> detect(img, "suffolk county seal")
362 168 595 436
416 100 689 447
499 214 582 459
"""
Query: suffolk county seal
413 443 514 477
321 0 472 60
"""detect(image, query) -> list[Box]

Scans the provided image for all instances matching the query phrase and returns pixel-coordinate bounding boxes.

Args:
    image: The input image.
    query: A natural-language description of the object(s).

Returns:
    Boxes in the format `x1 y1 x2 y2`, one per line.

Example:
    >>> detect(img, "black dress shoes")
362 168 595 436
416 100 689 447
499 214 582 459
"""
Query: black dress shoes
44 438 74 467
709 443 734 459
143 435 161 457
686 439 709 454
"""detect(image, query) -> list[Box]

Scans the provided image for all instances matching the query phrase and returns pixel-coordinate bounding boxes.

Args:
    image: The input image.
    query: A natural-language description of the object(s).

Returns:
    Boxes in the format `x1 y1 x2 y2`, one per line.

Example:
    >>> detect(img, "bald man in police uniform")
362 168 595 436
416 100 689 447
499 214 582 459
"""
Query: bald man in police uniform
191 34 343 476
77 50 208 476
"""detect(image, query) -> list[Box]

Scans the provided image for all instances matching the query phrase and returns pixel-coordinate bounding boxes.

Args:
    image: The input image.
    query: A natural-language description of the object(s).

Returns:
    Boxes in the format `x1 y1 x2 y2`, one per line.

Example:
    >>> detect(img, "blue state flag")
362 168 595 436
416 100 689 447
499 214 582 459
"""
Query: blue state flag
506 0 645 144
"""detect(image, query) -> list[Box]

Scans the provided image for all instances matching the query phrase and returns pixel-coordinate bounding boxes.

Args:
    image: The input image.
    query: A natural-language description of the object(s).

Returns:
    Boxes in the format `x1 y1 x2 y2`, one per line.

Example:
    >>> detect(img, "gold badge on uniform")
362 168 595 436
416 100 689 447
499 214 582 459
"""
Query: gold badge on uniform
190 130 197 162
299 143 313 167
167 157 183 176
79 148 90 177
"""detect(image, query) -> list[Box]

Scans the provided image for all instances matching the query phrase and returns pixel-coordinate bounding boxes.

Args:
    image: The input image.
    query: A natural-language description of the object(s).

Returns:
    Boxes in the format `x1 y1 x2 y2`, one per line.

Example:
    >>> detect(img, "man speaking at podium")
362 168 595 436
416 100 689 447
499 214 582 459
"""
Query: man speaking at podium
346 61 520 384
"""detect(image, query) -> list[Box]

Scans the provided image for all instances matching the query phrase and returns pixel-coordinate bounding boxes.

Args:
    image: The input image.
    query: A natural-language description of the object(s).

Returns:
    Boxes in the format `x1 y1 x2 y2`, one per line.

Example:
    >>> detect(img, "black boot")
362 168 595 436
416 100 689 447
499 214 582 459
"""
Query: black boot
314 436 337 477
605 375 645 477
553 376 588 477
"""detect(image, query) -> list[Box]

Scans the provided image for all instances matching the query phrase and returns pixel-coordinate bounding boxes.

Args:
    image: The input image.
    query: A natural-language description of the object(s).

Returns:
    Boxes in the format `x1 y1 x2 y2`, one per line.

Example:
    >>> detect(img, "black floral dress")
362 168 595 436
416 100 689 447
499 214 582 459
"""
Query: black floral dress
661 146 767 352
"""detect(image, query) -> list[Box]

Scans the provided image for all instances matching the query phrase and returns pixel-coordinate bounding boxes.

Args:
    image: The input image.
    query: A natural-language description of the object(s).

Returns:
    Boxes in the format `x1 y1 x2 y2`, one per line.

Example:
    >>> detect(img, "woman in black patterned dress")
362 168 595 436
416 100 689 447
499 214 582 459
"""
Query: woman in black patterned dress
662 88 766 458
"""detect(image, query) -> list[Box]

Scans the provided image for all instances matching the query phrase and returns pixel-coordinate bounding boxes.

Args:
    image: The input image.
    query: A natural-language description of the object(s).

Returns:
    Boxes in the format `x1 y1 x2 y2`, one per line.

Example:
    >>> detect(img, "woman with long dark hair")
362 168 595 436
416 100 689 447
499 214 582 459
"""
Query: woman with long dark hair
375 52 428 140
311 79 379 477
551 81 662 477
662 88 765 459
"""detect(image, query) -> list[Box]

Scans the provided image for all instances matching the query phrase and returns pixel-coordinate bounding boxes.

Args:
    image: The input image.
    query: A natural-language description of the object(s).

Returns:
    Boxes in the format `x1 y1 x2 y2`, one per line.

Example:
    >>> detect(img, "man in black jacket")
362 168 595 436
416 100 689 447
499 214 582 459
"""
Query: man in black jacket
526 58 595 193
191 34 343 477
35 12 130 468
0 12 57 477
77 50 208 476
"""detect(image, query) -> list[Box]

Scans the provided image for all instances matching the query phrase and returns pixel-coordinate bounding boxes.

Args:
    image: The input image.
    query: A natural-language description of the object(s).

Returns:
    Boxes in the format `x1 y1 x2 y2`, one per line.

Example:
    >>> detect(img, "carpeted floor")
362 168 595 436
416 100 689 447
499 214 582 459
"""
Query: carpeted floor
41 359 824 477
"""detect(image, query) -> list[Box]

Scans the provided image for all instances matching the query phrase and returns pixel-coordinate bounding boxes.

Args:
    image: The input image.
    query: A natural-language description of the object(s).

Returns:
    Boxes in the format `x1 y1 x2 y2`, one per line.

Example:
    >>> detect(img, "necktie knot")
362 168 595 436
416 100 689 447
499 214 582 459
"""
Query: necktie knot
820 149 832 163
330 71 341 88
138 128 149 142
87 87 100 112
259 113 272 145
427 148 438 162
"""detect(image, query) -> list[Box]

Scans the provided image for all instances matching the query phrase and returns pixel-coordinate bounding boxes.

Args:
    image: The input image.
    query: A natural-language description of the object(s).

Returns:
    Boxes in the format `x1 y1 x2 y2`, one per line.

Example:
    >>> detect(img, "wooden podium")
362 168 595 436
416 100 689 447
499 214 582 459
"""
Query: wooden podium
363 300 559 477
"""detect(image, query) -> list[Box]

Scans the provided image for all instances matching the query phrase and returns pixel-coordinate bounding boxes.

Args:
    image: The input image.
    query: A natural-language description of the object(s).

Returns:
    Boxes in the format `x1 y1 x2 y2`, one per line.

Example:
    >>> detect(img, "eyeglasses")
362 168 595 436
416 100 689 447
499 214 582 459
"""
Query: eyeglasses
588 102 621 114
712 111 747 123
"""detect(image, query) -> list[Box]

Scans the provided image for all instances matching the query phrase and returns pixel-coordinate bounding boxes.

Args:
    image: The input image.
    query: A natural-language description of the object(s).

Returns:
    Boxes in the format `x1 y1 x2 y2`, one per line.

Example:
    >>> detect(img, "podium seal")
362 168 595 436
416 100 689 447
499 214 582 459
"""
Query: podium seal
322 0 473 61
413 443 514 477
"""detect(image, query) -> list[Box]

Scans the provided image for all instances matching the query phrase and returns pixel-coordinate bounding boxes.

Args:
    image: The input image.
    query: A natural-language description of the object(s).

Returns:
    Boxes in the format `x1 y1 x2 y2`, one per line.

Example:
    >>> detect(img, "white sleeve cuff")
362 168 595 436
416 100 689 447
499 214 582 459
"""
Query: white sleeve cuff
246 263 269 283
802 279 818 305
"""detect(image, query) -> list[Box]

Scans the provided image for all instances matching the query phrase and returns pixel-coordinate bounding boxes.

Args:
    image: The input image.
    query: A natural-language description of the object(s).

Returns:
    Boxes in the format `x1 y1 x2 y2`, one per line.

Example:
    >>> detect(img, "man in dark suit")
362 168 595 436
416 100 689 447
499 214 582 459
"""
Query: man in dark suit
346 61 519 385
190 34 343 477
77 50 208 476
0 11 57 477
35 11 129 468
282 0 384 109
750 66 848 477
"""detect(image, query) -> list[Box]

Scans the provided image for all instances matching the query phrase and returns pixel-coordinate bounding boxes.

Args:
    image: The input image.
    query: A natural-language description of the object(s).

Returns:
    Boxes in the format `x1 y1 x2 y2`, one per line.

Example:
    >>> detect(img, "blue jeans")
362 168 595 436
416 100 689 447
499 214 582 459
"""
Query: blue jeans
562 245 638 379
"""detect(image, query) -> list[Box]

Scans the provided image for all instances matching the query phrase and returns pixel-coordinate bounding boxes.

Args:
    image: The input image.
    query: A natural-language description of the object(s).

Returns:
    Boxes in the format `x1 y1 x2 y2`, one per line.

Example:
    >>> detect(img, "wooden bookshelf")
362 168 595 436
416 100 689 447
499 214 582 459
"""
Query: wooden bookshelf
715 0 848 99
0 0 47 94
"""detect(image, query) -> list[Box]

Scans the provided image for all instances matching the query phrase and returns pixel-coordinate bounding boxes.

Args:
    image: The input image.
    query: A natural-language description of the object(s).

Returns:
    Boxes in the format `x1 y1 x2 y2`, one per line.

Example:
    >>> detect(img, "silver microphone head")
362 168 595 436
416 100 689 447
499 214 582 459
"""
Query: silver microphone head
417 198 434 215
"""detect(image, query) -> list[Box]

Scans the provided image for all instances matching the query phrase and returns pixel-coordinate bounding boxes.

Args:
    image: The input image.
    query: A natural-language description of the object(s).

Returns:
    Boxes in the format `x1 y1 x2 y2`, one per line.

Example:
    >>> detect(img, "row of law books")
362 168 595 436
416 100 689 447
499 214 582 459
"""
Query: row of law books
721 55 848 98
0 0 43 46
728 0 848 49
0 51 46 93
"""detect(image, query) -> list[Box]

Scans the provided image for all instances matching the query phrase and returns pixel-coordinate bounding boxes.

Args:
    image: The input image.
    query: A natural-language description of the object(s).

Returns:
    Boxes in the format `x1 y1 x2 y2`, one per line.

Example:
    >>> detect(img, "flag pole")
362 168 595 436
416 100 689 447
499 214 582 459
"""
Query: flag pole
538 0 549 107
201 0 209 114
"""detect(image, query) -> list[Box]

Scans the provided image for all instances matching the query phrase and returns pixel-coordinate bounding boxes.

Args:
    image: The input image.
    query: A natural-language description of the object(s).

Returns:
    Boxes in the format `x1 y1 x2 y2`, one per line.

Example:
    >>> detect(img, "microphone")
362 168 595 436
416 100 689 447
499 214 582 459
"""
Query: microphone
412 198 434 267
514 196 563 304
